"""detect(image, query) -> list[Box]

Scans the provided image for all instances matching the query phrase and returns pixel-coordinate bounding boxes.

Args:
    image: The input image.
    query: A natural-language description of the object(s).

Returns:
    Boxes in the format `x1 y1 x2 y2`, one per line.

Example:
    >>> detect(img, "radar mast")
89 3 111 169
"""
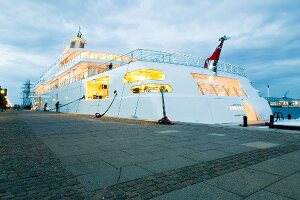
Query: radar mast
64 26 87 53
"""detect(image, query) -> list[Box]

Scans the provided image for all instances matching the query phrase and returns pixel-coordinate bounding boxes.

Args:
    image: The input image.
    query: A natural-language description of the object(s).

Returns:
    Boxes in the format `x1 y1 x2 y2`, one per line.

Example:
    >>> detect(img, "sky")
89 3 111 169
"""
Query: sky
0 0 300 104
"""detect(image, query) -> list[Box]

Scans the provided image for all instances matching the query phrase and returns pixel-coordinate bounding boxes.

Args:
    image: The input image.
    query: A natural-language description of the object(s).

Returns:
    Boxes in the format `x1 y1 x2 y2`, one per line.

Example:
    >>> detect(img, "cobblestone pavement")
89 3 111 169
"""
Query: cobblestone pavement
0 113 86 199
1 111 300 200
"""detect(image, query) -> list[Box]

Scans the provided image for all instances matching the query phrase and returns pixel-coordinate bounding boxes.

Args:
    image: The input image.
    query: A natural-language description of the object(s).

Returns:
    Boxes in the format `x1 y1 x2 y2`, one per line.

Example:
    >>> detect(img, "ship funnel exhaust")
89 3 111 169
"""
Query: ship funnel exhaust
204 35 230 76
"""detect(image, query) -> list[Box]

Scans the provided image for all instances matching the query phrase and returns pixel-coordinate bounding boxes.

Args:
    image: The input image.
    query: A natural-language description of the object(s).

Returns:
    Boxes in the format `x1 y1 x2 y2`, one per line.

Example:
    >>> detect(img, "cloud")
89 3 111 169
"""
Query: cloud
0 0 300 104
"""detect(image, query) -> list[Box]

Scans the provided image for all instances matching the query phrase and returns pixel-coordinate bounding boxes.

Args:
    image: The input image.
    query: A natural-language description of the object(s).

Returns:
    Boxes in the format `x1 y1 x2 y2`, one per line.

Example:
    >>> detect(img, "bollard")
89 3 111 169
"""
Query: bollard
242 116 248 127
269 115 274 128
288 114 291 120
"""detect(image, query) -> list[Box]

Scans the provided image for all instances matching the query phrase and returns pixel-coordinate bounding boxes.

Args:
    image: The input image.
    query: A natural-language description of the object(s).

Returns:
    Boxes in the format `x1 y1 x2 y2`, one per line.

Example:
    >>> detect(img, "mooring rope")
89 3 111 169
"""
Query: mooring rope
49 96 85 111
95 90 117 118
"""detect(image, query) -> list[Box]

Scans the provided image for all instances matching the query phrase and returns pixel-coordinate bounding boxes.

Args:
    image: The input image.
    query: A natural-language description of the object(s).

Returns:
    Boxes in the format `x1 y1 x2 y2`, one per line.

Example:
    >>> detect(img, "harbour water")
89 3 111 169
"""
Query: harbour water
271 107 300 119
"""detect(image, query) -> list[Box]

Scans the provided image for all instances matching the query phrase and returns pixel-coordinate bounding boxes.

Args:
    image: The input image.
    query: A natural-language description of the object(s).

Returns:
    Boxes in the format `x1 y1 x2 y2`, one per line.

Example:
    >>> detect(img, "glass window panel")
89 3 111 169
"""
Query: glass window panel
125 69 166 84
191 73 247 97
86 76 109 100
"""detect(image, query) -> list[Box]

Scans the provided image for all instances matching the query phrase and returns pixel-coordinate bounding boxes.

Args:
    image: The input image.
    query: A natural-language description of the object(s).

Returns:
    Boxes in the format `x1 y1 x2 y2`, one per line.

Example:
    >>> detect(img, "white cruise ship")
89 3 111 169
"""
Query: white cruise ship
33 30 272 124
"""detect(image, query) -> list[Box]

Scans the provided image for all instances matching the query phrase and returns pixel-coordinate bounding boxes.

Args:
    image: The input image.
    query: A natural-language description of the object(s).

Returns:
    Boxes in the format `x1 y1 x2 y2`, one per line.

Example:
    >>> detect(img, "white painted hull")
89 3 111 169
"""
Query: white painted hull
39 61 272 124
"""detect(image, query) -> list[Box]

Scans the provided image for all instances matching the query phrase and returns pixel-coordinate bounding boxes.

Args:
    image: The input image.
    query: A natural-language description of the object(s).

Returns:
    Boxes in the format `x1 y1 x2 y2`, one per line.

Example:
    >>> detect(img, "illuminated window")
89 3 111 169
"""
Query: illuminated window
192 73 247 97
124 69 165 84
86 76 109 100
131 84 172 94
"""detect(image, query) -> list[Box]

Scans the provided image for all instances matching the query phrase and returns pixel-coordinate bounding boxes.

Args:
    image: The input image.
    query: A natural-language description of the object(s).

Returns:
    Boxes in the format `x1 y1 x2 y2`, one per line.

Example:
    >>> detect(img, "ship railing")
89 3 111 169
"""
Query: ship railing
91 49 245 76
56 48 245 78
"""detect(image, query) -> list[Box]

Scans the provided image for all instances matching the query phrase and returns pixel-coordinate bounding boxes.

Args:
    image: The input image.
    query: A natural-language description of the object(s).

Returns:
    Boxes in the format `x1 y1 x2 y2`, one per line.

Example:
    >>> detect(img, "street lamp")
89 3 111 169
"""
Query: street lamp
0 89 7 96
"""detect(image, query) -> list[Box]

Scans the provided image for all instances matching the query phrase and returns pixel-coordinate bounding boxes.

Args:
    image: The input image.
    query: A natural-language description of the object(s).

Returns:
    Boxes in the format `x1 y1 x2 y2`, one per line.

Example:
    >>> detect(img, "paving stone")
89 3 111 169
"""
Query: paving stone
217 145 257 154
138 156 196 173
208 133 226 137
205 168 280 197
276 150 300 163
118 165 153 183
242 141 279 149
122 146 169 155
265 172 300 199
157 130 181 133
212 138 245 146
150 147 197 158
151 182 241 200
182 150 233 162
244 190 293 200
58 156 82 166
248 158 300 176
187 142 225 151
103 154 161 168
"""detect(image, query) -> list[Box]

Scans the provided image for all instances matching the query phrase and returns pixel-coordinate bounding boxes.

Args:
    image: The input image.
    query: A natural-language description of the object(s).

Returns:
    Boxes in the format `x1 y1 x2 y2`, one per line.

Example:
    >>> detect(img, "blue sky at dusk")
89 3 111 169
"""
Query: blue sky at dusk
0 0 300 104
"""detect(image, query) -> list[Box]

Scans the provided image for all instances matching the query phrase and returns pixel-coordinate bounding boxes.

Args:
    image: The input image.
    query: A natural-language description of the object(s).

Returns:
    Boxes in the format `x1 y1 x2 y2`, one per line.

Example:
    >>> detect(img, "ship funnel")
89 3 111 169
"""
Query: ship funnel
204 35 230 75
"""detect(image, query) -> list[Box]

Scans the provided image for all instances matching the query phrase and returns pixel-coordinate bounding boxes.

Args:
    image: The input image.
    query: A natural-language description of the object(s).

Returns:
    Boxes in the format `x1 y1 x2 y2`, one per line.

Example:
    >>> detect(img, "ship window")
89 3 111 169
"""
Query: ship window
124 69 165 84
86 76 109 100
192 73 247 97
131 84 172 93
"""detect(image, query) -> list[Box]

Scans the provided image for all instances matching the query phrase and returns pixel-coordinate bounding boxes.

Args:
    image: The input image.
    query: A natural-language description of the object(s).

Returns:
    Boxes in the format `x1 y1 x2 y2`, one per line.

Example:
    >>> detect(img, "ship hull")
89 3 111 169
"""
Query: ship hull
38 61 272 124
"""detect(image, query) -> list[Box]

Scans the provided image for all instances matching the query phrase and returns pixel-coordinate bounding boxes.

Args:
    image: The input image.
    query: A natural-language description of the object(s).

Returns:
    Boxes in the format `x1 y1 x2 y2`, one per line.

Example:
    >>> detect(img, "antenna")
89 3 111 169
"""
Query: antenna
219 35 231 41
77 26 82 38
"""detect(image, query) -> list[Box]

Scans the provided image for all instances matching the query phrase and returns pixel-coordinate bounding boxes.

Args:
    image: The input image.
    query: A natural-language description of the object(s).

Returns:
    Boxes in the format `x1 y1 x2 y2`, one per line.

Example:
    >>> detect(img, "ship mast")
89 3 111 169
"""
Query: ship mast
64 27 87 53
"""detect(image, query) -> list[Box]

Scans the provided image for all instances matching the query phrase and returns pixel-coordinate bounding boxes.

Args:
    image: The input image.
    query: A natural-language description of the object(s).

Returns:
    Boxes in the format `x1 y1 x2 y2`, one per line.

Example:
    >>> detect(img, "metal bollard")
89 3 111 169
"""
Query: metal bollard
288 114 291 120
242 116 248 127
269 115 274 128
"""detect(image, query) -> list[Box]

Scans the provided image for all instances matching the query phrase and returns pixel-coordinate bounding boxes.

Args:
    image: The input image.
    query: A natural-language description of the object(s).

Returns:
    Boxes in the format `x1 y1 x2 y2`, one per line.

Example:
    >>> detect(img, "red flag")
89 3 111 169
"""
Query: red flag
203 36 230 69
208 43 223 61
